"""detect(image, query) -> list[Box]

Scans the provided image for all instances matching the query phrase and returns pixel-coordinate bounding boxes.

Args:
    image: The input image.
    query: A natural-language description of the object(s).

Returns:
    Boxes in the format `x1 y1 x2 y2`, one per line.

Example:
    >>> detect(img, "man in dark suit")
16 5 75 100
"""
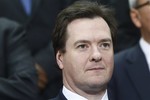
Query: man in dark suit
108 0 150 100
0 18 39 100
0 0 76 99
49 1 117 100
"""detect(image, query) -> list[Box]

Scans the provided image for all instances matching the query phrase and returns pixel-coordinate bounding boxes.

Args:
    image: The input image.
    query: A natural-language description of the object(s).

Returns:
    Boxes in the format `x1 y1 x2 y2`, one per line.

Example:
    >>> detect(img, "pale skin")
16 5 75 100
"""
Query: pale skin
56 17 114 100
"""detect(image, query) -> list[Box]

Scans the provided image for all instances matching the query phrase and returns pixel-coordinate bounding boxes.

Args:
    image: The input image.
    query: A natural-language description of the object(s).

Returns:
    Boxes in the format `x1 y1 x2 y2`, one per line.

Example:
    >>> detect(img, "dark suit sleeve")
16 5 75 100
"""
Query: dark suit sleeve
0 18 39 100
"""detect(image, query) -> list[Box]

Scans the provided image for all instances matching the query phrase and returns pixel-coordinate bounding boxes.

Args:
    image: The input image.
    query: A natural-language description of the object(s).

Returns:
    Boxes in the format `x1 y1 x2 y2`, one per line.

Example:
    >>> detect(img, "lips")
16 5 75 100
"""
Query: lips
90 67 104 70
87 65 105 71
88 67 104 71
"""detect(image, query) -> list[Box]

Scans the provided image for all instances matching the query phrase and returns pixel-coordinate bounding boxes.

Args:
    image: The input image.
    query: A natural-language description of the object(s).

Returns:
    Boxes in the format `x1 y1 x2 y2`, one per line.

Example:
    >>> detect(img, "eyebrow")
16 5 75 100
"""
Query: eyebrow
135 1 150 9
100 38 112 43
74 40 90 46
74 38 112 46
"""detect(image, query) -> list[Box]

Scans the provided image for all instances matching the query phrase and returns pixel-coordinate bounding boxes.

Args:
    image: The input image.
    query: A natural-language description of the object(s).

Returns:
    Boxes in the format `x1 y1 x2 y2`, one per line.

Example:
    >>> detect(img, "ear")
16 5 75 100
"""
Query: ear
130 8 142 28
56 51 64 69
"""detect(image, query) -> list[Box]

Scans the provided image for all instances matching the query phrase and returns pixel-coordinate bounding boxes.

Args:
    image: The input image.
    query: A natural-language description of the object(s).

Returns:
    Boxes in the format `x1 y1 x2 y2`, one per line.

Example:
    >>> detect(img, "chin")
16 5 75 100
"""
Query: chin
83 83 107 94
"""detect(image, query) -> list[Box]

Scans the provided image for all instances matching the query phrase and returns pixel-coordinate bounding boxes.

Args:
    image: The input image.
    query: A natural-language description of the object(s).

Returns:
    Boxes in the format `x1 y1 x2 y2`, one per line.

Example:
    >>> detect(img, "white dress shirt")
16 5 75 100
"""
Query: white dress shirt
62 86 108 100
20 0 32 15
140 38 150 70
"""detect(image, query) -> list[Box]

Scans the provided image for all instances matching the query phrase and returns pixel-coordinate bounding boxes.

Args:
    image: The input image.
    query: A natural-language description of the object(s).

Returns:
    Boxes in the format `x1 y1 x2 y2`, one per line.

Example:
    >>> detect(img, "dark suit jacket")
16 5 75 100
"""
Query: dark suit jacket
49 88 115 100
0 18 39 100
109 44 150 100
48 90 67 100
0 0 32 24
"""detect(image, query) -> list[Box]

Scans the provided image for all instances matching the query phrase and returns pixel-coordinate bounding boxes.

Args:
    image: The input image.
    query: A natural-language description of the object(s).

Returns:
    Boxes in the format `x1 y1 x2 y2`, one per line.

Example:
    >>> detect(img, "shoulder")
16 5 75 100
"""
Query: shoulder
115 45 139 63
113 44 141 72
0 18 20 33
0 18 19 26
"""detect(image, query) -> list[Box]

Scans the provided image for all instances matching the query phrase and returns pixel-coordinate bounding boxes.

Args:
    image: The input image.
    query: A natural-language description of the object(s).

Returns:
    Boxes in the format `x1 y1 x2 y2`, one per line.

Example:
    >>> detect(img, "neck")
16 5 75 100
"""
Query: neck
64 84 107 100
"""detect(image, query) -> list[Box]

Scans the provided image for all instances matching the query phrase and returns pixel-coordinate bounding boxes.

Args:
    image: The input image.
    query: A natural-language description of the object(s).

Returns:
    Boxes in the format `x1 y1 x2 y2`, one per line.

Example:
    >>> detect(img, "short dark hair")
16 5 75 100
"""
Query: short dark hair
52 0 117 55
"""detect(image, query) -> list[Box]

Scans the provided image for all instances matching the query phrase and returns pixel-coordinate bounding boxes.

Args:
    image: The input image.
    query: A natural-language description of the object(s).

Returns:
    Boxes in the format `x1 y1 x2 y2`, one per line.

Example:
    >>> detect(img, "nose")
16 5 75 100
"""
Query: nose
89 46 102 62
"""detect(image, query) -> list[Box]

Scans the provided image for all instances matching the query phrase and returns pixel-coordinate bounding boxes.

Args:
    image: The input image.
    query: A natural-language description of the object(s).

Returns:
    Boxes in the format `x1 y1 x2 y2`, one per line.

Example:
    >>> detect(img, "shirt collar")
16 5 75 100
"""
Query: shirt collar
139 38 150 70
62 86 108 100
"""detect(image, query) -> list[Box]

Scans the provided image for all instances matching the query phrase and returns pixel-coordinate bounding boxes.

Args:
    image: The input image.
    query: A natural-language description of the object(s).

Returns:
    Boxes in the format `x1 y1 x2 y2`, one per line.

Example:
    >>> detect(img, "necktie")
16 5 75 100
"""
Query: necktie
20 0 32 15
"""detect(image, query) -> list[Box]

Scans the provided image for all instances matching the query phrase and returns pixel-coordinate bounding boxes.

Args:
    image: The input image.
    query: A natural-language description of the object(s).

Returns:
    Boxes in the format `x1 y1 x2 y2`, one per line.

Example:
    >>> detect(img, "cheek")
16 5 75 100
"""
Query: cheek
141 13 150 26
72 52 89 64
63 53 83 70
102 54 114 81
63 57 85 81
107 56 114 76
103 53 114 69
67 54 88 77
63 51 90 73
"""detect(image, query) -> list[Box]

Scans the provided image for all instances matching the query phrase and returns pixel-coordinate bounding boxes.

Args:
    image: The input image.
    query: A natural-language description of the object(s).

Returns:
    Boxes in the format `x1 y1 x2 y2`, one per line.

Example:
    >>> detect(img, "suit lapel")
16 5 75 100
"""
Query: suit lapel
25 0 41 22
108 88 115 100
31 0 41 16
126 44 150 100
0 28 6 77
57 91 67 100
49 90 67 100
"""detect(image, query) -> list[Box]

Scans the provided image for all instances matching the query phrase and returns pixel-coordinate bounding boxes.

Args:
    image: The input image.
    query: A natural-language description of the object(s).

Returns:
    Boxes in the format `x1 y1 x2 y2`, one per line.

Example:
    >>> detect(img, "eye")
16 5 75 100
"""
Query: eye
100 42 111 50
76 44 88 50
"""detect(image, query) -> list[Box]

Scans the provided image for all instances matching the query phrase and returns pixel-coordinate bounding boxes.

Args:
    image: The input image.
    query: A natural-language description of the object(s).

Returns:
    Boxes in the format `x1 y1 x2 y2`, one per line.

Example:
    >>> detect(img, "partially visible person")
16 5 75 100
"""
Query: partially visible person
109 0 150 99
0 18 39 100
0 0 76 99
49 1 117 100
109 0 140 53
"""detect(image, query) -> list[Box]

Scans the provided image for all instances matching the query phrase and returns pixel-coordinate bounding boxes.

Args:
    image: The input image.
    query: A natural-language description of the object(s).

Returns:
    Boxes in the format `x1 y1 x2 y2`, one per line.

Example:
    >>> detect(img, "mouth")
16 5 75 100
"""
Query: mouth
90 67 104 70
87 66 105 71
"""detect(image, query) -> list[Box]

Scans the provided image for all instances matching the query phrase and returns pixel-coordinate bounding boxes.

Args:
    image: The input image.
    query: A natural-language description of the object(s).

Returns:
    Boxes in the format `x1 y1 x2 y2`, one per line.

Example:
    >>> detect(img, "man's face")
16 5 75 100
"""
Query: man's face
56 17 114 94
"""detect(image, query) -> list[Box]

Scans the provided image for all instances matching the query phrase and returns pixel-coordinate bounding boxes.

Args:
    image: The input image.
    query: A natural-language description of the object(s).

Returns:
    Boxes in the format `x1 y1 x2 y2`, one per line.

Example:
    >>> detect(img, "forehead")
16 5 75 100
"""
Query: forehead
66 17 111 39
138 0 148 3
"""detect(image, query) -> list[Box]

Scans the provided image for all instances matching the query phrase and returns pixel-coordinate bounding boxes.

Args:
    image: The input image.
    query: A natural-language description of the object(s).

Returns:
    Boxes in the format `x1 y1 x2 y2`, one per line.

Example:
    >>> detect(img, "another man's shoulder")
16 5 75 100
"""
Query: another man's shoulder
115 45 137 59
0 18 19 29
48 97 58 100
114 45 139 65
